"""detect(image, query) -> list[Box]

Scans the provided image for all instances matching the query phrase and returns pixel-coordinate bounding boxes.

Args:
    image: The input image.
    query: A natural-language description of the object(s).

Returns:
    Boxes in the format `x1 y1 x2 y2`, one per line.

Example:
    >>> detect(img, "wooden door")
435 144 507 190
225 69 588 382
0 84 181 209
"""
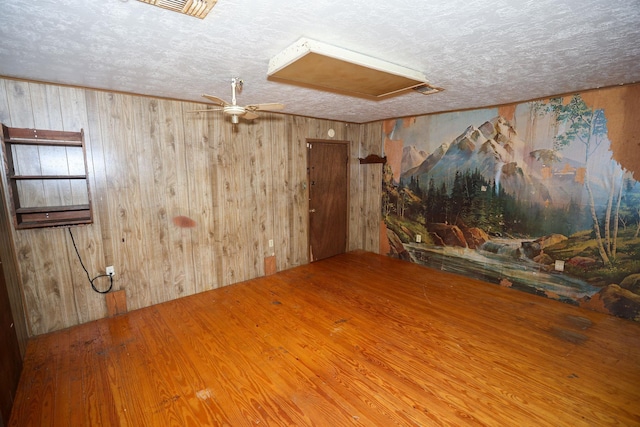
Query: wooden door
0 261 22 427
308 140 349 262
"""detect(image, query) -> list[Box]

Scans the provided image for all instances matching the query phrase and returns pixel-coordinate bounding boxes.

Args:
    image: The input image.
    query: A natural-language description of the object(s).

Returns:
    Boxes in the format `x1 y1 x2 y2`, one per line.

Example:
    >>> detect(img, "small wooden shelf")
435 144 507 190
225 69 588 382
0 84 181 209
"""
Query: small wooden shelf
9 174 87 180
14 205 92 229
358 154 387 164
1 125 93 229
15 204 91 214
2 138 84 147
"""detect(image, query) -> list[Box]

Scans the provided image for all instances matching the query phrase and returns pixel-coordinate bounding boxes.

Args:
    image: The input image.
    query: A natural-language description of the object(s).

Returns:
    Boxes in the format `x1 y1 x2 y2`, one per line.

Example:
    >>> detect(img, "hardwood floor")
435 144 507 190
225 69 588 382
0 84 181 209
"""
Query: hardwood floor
9 251 640 426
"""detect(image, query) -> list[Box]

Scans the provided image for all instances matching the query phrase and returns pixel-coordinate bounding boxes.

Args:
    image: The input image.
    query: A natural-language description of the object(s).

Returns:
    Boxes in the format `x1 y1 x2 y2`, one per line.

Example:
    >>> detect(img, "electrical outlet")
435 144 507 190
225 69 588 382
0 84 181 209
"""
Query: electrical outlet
268 239 274 248
106 266 115 277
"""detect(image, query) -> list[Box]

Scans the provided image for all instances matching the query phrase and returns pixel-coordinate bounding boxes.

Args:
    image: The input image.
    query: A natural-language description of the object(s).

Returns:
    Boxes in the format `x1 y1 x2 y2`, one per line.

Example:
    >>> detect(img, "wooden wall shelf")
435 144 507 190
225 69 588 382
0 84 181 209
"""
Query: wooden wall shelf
1 125 93 229
358 154 387 164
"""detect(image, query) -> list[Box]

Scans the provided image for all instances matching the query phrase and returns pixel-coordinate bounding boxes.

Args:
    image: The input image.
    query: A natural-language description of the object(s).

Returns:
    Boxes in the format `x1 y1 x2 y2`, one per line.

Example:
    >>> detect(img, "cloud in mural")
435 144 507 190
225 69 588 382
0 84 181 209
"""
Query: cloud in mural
530 149 563 165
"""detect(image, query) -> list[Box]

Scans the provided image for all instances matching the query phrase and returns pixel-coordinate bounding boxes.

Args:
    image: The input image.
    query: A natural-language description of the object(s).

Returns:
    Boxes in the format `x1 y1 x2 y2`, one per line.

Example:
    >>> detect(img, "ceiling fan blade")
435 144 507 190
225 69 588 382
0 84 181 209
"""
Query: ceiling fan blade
245 103 285 112
202 94 230 106
242 111 260 120
188 108 224 113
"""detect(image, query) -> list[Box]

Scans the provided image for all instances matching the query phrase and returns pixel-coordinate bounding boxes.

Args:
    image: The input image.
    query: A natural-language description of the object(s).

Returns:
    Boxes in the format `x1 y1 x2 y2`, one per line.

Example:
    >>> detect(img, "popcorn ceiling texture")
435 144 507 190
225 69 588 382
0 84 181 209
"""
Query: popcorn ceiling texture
0 0 639 123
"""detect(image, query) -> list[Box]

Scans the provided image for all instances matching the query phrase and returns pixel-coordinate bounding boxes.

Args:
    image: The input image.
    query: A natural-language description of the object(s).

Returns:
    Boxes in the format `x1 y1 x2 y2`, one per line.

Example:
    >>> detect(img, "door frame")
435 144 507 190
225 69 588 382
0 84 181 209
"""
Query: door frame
306 138 351 262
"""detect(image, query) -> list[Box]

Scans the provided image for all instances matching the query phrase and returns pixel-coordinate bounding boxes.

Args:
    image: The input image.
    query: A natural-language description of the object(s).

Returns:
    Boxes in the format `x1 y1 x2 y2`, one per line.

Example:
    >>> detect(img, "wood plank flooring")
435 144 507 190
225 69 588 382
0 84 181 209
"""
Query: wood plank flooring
9 251 640 426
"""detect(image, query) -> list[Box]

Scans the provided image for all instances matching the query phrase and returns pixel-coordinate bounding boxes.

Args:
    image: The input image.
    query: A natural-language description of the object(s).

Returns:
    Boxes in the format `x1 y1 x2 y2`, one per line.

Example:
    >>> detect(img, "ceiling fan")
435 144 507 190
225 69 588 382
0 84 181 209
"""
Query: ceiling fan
192 78 285 124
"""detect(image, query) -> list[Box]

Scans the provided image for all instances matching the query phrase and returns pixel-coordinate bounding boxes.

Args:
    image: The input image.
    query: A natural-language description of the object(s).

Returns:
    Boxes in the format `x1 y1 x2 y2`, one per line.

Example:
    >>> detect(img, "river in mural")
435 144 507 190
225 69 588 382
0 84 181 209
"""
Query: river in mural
382 86 640 320
404 242 600 302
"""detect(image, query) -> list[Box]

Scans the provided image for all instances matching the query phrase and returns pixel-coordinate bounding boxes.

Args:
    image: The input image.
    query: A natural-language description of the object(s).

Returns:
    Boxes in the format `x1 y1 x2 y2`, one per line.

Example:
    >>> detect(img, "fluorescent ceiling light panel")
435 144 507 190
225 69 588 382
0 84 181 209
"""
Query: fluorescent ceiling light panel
268 38 441 98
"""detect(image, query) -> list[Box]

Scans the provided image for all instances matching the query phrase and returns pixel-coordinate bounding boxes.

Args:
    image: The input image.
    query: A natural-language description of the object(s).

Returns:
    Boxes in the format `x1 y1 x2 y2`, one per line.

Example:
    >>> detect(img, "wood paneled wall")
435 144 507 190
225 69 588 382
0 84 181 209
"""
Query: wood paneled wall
0 78 383 336
0 176 28 356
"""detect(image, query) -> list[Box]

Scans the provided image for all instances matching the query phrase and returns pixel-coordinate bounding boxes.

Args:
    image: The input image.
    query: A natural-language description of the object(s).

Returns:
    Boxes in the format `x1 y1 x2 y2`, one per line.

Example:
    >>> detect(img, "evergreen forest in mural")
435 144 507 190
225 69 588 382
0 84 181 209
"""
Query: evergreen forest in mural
382 92 640 321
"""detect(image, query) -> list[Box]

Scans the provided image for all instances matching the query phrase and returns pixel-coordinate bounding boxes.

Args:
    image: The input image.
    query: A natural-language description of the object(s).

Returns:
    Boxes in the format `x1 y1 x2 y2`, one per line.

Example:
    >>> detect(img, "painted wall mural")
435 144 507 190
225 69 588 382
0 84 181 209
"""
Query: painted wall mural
381 85 640 321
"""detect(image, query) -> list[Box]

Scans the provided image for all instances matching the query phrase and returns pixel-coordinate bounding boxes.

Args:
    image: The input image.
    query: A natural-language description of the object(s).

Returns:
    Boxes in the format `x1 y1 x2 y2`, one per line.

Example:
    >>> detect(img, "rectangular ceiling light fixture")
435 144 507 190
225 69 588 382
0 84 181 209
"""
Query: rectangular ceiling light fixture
268 38 442 98
137 0 217 19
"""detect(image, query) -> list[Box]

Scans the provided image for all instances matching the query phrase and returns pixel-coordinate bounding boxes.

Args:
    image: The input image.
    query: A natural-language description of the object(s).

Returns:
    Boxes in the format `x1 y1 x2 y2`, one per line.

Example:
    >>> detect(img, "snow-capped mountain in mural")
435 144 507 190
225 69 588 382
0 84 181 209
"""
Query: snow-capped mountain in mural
400 116 591 207
401 145 428 173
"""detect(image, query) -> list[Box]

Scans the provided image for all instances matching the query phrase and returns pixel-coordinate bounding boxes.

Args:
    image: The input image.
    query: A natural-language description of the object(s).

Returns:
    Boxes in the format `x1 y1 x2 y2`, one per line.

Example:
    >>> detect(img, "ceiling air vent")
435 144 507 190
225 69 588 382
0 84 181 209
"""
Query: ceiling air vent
413 83 443 95
138 0 217 19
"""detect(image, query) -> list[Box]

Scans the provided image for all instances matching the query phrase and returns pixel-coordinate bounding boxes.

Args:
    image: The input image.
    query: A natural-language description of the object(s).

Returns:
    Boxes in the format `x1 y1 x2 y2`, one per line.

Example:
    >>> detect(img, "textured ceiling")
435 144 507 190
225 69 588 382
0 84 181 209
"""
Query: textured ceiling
1 0 639 123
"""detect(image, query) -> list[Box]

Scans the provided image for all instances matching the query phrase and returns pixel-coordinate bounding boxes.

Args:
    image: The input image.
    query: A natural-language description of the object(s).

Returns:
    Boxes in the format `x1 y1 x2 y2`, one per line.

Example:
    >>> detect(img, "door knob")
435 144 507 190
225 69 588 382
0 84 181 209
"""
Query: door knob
309 208 316 213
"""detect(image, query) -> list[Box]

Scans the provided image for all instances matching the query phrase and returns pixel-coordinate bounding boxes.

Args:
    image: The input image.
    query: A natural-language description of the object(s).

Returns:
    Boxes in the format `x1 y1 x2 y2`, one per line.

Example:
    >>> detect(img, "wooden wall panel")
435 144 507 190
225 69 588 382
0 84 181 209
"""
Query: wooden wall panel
348 123 366 252
84 90 114 274
0 97 29 355
0 80 29 355
4 81 74 332
240 123 257 278
0 77 383 335
254 121 273 270
181 102 219 293
129 96 157 307
219 117 247 284
268 118 291 271
0 200 28 356
358 122 383 253
30 85 65 208
161 98 195 300
208 115 226 289
58 86 103 326
0 80 31 353
279 116 300 268
99 92 147 314
290 117 312 265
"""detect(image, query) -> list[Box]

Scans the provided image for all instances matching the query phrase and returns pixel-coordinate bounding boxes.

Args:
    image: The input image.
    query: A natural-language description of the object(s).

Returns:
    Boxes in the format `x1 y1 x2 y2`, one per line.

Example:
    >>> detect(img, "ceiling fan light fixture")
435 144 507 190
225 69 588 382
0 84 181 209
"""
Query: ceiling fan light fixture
224 105 246 116
196 78 285 124
268 37 441 98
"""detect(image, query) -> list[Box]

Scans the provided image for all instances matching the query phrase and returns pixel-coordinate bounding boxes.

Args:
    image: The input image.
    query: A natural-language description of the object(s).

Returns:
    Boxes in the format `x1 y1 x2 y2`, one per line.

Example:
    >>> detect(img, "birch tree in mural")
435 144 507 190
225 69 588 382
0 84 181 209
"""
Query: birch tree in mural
541 95 622 266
